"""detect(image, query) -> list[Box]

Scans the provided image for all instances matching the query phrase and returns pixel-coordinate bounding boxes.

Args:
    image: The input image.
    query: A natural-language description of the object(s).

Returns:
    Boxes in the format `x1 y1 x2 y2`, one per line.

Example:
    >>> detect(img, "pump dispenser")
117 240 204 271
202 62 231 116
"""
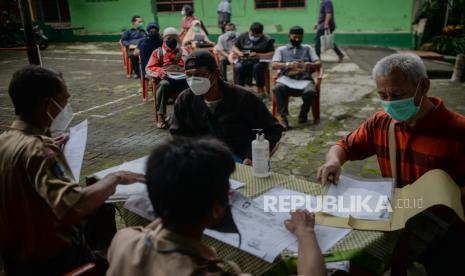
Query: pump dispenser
252 129 271 177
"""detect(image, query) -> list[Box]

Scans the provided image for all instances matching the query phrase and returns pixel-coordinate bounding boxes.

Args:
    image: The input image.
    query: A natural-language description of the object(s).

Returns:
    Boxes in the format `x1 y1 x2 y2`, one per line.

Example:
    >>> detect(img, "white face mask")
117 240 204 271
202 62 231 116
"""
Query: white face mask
181 10 186 16
187 76 211 96
47 98 74 133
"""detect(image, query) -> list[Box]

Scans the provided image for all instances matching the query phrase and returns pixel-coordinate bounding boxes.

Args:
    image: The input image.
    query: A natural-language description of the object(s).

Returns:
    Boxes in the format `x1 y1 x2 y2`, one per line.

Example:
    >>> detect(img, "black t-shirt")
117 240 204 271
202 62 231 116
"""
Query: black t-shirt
234 32 275 53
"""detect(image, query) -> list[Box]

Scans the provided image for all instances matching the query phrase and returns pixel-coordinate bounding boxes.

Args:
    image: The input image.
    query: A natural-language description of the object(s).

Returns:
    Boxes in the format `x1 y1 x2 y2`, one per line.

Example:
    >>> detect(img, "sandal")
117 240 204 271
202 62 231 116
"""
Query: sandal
156 114 170 129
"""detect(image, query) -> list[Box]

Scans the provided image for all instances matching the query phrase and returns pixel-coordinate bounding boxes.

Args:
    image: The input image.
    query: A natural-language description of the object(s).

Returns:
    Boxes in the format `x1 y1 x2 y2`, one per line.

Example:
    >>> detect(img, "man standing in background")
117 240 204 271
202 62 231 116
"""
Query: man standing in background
313 0 344 62
217 0 232 33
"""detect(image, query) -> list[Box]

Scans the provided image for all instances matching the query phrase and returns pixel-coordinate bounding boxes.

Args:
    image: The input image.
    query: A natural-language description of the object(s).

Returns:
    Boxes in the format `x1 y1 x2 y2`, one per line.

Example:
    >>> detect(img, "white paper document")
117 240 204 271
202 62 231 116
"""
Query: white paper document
230 179 245 190
93 156 148 202
167 72 186 80
254 187 351 254
276 75 311 90
204 192 295 262
325 175 393 220
63 120 88 182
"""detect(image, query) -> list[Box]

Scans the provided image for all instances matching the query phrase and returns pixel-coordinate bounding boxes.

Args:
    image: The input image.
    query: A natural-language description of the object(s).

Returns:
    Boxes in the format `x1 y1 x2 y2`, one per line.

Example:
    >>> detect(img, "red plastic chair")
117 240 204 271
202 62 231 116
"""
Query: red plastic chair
118 40 132 78
271 67 323 125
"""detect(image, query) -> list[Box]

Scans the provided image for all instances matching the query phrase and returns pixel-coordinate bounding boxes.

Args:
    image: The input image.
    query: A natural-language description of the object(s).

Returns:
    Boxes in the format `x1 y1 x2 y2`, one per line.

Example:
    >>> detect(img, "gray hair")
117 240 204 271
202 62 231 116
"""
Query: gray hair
372 53 428 85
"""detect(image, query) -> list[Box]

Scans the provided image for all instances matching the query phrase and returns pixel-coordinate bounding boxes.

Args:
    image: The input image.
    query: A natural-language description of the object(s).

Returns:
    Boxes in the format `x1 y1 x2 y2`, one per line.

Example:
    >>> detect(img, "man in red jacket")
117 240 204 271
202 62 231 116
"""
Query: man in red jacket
146 27 189 129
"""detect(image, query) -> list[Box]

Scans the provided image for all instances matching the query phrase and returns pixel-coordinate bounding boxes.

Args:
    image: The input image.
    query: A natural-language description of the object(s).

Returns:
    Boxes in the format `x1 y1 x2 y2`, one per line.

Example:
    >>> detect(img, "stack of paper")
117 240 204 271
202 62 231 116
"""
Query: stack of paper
205 189 351 262
93 156 148 202
324 175 393 220
63 120 88 182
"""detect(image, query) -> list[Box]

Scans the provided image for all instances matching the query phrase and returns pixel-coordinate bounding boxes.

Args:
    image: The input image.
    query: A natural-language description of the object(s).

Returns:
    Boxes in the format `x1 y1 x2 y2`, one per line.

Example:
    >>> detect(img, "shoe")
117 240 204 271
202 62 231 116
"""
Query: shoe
298 116 308 124
277 115 290 131
338 56 344 63
156 114 170 129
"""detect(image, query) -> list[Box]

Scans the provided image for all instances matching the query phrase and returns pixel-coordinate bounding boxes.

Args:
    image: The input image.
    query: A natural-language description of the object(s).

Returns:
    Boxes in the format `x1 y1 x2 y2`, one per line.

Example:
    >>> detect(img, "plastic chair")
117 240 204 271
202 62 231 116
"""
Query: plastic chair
118 40 132 77
271 67 323 125
118 40 127 69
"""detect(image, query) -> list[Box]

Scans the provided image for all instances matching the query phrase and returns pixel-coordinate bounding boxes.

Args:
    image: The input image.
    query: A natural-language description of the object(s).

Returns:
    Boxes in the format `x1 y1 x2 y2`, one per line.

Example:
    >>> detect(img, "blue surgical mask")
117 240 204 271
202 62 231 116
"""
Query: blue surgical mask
249 35 260 42
226 31 236 38
381 82 423 122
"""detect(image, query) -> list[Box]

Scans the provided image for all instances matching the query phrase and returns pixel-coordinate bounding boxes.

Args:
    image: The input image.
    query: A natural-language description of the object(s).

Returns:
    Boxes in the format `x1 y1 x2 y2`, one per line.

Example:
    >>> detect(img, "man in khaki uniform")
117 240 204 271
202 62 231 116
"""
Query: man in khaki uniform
0 66 144 275
107 138 325 276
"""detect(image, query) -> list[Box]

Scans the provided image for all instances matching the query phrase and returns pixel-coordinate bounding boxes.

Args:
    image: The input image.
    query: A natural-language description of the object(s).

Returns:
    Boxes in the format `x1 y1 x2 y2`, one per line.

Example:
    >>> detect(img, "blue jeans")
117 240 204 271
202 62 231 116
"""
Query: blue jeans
234 61 266 88
314 29 344 59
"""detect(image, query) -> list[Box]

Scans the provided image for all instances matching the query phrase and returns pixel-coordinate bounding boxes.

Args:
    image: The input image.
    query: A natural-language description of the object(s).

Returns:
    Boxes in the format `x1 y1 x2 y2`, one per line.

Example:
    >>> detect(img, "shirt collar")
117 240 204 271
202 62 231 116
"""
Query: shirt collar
10 119 45 135
415 97 455 129
155 226 217 261
162 43 179 53
395 97 454 130
286 43 302 50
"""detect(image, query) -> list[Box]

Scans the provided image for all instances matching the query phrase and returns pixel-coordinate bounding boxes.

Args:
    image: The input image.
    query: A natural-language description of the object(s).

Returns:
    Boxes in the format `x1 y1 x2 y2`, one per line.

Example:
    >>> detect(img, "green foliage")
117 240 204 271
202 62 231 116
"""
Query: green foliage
432 25 465 55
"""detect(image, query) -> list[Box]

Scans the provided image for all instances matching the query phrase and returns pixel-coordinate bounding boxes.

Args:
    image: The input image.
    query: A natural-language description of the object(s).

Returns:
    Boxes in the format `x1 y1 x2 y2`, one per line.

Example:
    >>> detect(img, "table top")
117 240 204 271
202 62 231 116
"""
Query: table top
112 163 399 275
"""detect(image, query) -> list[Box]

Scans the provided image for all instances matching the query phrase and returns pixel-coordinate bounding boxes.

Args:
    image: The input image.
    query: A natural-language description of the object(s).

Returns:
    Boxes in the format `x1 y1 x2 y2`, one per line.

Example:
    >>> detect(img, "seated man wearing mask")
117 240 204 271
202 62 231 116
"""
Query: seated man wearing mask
146 27 189 129
232 22 274 96
272 26 321 130
121 15 146 79
215 22 238 81
136 22 163 80
318 53 465 189
170 51 283 165
0 66 144 275
107 138 325 276
318 53 465 275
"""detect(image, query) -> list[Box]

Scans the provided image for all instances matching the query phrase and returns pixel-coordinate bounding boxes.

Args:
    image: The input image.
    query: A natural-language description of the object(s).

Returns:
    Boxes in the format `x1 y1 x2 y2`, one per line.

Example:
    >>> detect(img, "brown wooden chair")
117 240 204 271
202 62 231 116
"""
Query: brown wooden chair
271 67 323 124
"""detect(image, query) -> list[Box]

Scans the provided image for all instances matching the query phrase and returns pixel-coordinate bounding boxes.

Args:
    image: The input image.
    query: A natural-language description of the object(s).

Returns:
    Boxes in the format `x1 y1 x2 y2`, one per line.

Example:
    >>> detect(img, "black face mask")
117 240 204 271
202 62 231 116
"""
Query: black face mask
207 205 239 234
166 38 178 50
290 39 302 47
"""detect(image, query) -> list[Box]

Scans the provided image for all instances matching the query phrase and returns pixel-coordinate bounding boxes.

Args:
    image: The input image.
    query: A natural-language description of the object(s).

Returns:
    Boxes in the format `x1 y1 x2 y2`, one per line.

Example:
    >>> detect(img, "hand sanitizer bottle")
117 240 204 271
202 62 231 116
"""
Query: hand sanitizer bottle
252 129 271 178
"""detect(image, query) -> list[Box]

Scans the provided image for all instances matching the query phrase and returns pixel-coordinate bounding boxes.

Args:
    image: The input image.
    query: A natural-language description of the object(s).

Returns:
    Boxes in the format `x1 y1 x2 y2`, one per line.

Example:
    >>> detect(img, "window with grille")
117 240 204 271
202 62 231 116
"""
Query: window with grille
157 0 193 12
255 0 305 9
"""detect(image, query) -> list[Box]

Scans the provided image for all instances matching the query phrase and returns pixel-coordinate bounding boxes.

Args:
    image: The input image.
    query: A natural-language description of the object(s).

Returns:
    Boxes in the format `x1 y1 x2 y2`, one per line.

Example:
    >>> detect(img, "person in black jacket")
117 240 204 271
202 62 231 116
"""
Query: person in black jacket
170 51 283 165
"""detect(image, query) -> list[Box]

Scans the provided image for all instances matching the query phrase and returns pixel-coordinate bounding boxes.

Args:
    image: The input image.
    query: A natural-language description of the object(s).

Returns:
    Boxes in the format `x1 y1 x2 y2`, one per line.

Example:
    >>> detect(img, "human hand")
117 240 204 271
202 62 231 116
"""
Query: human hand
145 218 162 230
108 171 145 185
316 160 341 186
158 69 167 79
249 52 257 57
324 24 330 30
285 209 315 238
53 133 70 149
134 48 140 56
313 24 318 31
304 62 314 71
243 158 252 166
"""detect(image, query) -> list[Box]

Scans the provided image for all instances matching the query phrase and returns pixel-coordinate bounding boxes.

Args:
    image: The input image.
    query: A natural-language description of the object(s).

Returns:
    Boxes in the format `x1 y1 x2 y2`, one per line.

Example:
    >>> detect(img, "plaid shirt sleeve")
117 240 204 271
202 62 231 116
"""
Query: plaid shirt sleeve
336 114 378 161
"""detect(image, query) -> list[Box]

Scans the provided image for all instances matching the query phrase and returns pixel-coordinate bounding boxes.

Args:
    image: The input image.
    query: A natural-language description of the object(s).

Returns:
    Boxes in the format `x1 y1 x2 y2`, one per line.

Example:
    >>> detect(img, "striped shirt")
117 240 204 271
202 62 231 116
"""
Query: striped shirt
336 97 465 187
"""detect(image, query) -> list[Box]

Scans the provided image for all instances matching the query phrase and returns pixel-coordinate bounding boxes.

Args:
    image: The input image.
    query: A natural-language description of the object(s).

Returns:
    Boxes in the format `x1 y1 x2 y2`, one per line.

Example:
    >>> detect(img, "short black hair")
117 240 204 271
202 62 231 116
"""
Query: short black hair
289 26 304 35
131 15 141 23
183 5 194 16
225 23 236 29
250 22 264 34
145 137 235 227
8 65 64 115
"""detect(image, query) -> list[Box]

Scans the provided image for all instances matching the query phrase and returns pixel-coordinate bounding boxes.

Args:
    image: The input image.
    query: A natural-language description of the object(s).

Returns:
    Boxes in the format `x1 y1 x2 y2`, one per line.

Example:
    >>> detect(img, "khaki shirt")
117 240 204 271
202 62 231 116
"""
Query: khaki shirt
107 226 249 276
0 120 82 260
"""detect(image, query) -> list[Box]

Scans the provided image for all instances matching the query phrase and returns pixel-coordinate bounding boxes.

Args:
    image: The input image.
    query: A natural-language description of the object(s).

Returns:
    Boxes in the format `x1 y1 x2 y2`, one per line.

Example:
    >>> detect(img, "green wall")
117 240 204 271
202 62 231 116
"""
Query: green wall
68 0 154 33
67 0 414 47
